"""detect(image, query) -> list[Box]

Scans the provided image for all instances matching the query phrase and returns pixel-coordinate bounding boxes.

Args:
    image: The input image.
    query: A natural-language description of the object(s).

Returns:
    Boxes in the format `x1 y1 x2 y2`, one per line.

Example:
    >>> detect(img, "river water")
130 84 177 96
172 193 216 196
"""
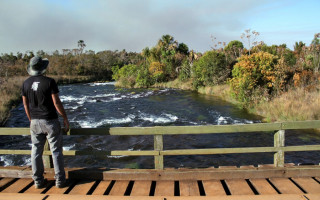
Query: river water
2 82 320 168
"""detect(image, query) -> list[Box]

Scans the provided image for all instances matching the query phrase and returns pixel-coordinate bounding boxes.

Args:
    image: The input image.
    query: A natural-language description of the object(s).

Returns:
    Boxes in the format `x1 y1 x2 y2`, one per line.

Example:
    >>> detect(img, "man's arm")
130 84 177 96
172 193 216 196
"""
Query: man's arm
22 96 31 121
52 93 69 132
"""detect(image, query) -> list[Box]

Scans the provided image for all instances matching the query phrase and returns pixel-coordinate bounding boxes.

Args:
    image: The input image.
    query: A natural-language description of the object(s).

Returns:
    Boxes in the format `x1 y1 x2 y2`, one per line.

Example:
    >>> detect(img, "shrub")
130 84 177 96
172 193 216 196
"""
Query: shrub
192 51 228 89
229 52 287 105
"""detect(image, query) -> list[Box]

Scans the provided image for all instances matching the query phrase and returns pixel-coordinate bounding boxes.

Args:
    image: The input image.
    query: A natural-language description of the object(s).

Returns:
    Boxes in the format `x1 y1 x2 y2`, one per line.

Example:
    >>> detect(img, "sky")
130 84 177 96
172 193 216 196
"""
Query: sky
0 0 319 54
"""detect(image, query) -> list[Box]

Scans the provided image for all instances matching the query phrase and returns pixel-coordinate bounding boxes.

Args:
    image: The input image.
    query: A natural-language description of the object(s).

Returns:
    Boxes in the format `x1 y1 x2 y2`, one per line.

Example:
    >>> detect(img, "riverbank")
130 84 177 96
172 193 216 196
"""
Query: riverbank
152 79 320 122
0 75 94 126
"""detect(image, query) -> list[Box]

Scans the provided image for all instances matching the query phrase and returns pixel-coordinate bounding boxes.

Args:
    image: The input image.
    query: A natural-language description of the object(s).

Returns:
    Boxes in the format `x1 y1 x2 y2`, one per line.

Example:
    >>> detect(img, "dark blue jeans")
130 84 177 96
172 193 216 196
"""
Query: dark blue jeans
30 119 65 183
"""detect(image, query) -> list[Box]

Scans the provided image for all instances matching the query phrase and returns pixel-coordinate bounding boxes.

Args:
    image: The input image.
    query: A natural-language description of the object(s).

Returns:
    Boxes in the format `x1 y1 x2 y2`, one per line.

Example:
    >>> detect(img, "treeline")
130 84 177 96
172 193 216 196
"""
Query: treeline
0 48 143 82
1 31 319 110
112 32 320 107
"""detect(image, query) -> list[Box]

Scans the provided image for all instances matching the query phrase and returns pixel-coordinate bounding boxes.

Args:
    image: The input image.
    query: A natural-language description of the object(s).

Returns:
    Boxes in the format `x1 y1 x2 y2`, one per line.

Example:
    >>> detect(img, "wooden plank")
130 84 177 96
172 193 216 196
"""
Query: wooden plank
269 178 303 194
1 178 33 193
202 180 226 196
0 193 309 200
24 180 54 194
249 178 278 195
110 123 282 135
180 180 200 196
154 181 174 196
91 180 112 195
161 147 277 156
0 178 16 191
0 193 47 200
111 150 158 156
282 120 320 130
292 177 320 194
46 180 76 194
68 180 96 195
68 128 110 135
154 135 164 169
274 130 285 167
130 181 152 196
108 180 129 196
44 141 53 168
0 128 30 135
225 179 254 195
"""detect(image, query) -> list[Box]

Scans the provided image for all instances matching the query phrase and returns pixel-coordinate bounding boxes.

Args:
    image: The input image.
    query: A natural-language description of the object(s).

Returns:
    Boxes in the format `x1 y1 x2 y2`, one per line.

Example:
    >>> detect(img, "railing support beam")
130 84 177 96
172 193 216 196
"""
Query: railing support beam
274 130 285 167
43 140 53 168
154 135 164 169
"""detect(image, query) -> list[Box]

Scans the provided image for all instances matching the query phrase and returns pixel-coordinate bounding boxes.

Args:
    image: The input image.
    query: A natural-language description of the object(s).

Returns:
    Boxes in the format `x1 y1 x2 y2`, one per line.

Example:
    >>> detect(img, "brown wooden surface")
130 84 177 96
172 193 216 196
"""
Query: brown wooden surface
0 178 16 191
91 180 112 195
269 178 303 194
68 180 96 195
180 180 200 196
1 178 33 193
225 179 254 195
24 179 54 194
46 179 76 194
154 180 174 196
0 193 312 200
130 180 152 196
202 180 226 196
108 180 129 196
292 177 320 194
249 178 278 195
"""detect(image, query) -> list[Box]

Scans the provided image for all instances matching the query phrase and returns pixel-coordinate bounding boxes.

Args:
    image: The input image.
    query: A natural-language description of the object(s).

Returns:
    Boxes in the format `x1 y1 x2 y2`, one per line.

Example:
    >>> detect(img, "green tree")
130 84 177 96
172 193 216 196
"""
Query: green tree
192 51 227 89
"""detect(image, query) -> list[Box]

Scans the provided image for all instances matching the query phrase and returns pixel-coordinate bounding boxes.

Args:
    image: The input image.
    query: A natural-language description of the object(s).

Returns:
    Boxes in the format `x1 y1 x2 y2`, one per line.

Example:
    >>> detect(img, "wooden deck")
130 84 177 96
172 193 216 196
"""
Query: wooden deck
1 165 320 199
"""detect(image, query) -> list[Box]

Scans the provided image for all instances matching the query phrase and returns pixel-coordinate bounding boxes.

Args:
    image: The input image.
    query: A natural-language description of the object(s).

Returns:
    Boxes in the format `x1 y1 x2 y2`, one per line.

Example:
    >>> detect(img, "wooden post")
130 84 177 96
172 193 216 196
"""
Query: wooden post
274 130 285 167
43 140 53 168
154 135 164 170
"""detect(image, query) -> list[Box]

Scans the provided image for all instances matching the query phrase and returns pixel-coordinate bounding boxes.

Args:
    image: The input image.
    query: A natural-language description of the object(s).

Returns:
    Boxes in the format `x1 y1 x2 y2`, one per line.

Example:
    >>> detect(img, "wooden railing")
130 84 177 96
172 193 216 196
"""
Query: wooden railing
0 120 320 169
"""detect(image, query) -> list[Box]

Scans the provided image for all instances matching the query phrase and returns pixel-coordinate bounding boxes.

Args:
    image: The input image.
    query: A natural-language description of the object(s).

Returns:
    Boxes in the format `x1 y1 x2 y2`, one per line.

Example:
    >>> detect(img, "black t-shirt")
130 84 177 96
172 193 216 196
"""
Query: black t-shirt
22 75 59 120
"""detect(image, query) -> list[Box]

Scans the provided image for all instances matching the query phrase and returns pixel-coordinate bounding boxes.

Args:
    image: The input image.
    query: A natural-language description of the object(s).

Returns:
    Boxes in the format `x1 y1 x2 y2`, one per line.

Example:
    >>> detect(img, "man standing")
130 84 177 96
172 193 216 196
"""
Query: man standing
22 56 69 189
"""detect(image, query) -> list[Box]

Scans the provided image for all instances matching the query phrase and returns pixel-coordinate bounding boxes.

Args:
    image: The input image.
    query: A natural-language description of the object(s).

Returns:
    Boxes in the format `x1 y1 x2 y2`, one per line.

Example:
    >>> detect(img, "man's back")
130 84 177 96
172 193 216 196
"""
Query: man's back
22 75 58 120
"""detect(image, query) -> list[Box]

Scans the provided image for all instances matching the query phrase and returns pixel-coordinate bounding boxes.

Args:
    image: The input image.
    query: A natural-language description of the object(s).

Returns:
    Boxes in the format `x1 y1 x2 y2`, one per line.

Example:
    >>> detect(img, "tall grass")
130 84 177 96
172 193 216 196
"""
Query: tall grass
0 76 26 126
254 87 320 122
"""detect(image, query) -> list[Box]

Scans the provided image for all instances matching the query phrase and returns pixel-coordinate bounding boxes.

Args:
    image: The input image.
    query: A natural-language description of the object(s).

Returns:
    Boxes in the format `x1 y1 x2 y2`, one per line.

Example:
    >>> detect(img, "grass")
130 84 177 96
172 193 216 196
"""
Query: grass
0 76 26 126
254 87 320 122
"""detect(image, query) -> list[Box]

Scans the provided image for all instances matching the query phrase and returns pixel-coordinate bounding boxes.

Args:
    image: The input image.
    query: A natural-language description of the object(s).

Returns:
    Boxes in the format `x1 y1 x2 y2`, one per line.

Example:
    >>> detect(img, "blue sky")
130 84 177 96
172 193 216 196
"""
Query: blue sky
0 0 319 54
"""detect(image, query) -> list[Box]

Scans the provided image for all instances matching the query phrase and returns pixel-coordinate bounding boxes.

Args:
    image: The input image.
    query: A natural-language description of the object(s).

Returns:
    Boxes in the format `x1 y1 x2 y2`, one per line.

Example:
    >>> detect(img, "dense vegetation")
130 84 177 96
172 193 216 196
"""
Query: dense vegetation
1 31 320 124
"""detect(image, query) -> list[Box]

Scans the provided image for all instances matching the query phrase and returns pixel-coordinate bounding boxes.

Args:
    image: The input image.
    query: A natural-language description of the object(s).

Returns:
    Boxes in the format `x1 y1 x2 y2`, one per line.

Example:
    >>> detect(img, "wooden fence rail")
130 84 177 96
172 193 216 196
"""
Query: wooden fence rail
0 120 320 169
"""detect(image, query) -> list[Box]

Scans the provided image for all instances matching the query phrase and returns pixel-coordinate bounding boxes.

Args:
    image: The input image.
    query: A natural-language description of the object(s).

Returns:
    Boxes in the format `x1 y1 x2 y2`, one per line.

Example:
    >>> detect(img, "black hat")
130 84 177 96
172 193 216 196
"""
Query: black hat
27 56 49 76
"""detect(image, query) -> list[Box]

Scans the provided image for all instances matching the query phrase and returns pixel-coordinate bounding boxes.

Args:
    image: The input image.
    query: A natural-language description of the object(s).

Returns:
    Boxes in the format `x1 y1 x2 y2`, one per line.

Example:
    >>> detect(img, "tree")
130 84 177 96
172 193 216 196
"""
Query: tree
78 40 86 55
192 51 227 88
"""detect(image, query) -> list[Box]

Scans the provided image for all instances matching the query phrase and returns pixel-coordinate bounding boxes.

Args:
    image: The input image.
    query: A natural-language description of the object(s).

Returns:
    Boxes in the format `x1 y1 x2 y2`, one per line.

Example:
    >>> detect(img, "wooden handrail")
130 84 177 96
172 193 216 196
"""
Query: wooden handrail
0 120 319 169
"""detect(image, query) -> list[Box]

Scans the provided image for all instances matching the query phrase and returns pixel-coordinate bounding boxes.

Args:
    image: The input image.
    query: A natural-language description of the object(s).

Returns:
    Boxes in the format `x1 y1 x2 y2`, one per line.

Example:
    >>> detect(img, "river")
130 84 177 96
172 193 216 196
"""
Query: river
1 82 319 168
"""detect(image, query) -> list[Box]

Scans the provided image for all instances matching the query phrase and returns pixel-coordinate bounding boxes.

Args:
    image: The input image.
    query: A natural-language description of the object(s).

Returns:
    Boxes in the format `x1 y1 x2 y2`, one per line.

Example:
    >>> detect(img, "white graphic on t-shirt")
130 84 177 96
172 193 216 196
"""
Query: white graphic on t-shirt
31 82 40 91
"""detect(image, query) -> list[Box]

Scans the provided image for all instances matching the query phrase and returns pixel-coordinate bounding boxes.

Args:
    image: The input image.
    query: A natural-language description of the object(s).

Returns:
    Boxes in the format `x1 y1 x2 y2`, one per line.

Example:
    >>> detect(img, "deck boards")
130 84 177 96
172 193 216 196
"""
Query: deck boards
154 181 174 196
1 166 320 198
68 180 96 195
292 177 320 194
91 180 112 195
269 178 303 194
225 179 254 195
109 180 130 196
202 180 226 196
179 180 200 196
249 178 278 195
1 178 33 193
130 181 152 196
